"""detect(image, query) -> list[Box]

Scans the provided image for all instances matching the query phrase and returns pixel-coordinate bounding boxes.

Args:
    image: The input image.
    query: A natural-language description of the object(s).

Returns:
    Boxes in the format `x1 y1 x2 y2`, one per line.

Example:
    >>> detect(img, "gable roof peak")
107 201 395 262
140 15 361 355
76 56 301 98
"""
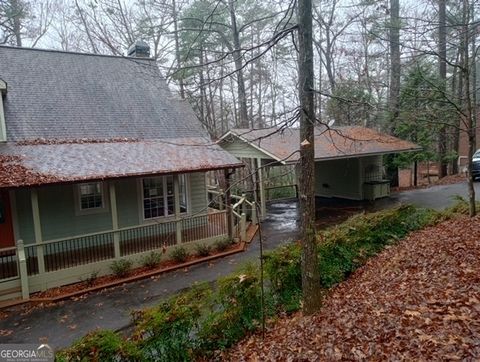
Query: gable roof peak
0 44 156 62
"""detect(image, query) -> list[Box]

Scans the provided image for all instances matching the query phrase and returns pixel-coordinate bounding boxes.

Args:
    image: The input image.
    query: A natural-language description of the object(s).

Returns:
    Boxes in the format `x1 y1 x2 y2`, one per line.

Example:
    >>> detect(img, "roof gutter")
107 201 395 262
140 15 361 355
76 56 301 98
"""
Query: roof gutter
284 147 423 164
0 162 244 190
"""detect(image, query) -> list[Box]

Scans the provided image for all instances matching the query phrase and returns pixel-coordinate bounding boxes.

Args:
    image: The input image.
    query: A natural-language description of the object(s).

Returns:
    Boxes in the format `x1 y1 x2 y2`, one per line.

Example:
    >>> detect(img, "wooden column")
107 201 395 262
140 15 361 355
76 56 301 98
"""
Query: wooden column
16 239 29 300
109 182 121 259
31 189 45 277
174 175 182 244
257 158 266 220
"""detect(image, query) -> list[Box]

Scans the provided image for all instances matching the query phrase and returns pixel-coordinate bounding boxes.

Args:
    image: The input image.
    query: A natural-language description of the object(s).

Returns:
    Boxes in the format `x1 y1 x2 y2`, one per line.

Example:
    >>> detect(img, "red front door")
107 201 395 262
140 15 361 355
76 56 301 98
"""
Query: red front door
0 191 14 248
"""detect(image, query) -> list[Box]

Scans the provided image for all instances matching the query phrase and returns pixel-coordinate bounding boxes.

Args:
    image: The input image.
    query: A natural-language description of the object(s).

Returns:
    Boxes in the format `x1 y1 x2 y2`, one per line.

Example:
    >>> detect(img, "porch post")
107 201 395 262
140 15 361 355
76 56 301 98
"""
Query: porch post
224 169 233 240
109 182 121 259
16 239 29 300
174 175 182 244
30 189 45 277
257 158 266 220
218 189 224 210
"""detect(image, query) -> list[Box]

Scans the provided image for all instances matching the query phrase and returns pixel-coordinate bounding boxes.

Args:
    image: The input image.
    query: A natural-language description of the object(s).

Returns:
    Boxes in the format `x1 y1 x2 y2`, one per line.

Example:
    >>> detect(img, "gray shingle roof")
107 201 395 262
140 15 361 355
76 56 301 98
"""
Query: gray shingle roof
0 138 241 188
221 127 421 163
0 46 242 187
0 46 205 140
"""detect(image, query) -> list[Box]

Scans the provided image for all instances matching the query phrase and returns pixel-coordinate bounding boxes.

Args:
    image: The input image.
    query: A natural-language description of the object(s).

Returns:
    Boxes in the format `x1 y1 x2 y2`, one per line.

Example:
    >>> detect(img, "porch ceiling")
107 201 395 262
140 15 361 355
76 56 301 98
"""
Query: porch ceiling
0 137 243 188
223 127 421 164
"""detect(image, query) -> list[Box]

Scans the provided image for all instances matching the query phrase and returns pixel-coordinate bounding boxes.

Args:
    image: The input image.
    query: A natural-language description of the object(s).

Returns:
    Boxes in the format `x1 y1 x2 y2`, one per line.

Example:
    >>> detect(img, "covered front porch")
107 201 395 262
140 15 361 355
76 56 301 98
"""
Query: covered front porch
0 170 247 301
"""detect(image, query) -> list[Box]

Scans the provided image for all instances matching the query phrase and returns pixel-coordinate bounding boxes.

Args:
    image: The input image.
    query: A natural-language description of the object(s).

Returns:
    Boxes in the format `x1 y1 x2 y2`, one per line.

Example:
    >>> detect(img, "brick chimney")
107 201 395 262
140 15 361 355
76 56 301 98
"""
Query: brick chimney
127 40 150 58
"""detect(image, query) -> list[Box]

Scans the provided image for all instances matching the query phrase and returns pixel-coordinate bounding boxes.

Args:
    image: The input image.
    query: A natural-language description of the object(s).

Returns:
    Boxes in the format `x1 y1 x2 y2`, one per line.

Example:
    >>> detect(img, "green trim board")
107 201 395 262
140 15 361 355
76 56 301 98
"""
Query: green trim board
219 134 278 161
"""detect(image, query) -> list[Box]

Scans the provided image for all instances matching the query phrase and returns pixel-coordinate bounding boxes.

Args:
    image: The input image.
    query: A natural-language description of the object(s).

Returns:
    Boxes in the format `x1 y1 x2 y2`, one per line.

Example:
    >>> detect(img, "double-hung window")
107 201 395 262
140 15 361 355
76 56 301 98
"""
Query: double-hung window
76 182 106 214
142 175 187 220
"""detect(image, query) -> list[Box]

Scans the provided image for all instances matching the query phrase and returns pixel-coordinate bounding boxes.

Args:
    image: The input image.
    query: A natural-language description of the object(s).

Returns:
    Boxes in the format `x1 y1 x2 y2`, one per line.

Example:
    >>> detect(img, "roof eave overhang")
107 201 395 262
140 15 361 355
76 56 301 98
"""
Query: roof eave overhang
284 147 422 164
0 162 244 190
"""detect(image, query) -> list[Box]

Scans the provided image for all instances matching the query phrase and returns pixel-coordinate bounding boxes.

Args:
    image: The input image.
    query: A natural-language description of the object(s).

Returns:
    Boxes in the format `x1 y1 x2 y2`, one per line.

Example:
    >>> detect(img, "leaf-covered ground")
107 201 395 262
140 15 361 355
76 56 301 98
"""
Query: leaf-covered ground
225 215 480 361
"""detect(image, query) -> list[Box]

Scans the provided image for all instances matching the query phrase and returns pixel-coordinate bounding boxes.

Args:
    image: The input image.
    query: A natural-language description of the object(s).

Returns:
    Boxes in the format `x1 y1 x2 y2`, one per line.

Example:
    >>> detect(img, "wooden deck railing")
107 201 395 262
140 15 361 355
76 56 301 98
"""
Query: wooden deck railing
208 186 257 241
0 247 18 280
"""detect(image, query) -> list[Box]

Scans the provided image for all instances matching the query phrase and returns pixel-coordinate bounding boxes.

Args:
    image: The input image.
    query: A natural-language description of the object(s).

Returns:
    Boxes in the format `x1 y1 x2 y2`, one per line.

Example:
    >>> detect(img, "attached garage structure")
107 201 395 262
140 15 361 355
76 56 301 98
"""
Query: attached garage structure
219 127 420 218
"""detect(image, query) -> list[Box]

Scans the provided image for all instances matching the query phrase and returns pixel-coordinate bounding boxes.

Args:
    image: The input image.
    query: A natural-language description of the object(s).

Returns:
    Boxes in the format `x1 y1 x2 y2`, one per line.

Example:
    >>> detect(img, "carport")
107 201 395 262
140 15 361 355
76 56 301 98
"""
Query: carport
218 126 421 220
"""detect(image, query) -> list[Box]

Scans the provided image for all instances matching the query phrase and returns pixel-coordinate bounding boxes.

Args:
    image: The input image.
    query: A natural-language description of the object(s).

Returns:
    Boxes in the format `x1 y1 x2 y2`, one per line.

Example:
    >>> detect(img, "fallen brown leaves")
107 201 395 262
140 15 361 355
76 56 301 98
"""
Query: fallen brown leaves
16 137 139 145
0 155 61 187
225 215 480 361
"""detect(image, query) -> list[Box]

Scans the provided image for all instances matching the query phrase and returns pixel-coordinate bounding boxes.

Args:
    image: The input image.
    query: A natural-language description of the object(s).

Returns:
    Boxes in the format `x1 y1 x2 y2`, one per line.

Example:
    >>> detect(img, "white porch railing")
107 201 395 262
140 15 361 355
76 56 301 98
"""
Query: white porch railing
208 185 257 242
1 210 228 280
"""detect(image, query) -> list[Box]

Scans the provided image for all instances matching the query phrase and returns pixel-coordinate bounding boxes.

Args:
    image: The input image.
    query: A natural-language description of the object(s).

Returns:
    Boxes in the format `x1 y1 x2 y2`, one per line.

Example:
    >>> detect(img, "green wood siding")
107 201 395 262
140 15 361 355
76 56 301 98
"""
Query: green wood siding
15 189 35 244
38 184 113 241
189 172 207 214
359 155 384 183
12 173 208 244
115 179 140 228
221 138 272 160
315 158 362 200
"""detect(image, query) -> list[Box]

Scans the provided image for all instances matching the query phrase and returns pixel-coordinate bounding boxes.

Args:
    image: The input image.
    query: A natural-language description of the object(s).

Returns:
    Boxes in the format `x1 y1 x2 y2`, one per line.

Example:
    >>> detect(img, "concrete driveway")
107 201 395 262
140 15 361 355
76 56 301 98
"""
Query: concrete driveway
0 181 477 350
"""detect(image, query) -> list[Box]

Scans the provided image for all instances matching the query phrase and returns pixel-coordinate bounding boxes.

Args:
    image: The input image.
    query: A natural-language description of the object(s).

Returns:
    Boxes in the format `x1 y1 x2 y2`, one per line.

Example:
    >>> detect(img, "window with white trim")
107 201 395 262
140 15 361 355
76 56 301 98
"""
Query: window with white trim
142 175 187 219
78 182 104 210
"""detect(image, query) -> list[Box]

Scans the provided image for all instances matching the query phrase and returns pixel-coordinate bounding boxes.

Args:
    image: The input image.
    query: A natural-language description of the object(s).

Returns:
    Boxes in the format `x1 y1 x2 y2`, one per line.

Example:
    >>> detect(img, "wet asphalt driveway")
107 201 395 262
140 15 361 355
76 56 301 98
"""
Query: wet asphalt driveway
0 202 299 350
0 181 478 350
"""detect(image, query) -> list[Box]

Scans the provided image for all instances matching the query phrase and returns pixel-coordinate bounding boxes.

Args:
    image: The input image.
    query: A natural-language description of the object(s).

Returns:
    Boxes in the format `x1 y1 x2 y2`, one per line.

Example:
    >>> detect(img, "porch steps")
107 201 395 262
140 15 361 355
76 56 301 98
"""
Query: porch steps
245 222 259 243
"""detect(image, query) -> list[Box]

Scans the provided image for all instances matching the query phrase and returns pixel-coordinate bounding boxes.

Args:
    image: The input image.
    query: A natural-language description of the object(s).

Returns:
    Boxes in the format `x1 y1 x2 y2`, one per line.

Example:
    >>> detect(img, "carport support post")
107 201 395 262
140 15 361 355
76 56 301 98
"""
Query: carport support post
218 189 224 210
16 239 29 300
224 169 233 240
174 175 182 244
31 189 45 278
109 182 121 259
257 158 266 220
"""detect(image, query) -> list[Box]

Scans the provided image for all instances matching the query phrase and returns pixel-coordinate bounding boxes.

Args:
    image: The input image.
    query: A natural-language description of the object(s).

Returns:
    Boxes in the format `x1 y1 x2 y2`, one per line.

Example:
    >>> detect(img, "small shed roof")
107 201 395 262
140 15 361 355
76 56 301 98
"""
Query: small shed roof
220 127 421 163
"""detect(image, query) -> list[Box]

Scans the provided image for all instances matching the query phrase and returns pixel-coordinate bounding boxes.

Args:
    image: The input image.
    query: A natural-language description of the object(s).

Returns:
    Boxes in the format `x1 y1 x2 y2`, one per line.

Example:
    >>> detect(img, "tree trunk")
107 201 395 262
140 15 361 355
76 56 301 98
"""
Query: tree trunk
438 0 448 177
224 169 233 240
389 0 401 129
74 0 97 53
257 30 263 127
228 0 249 128
462 0 476 217
11 0 23 46
198 46 206 127
172 0 185 99
451 47 462 174
297 0 321 315
219 51 226 134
